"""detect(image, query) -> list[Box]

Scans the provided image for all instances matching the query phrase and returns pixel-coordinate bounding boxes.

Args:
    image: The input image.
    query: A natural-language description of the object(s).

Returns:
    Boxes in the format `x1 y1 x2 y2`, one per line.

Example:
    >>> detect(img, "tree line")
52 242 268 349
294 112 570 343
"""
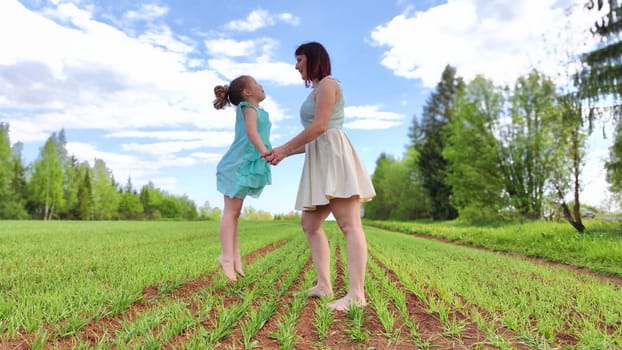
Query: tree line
0 125 201 220
365 68 588 227
364 1 622 232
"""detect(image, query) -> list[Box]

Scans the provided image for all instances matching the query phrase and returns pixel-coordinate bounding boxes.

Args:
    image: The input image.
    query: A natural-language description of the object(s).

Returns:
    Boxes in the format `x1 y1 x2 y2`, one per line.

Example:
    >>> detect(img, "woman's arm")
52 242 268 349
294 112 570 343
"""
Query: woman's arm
288 144 306 155
267 78 338 164
243 107 269 156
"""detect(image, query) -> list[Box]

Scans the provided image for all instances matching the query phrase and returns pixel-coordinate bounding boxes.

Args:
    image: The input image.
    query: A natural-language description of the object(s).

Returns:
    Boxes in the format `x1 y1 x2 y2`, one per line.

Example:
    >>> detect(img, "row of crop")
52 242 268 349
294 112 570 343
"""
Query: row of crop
365 219 622 276
173 235 308 349
54 232 310 349
365 225 622 349
0 221 300 343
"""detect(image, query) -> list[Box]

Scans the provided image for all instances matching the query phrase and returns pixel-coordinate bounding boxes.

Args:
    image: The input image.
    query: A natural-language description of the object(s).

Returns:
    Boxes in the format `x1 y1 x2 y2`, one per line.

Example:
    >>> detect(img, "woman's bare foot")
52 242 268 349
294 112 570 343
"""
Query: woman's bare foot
327 295 366 311
234 255 245 277
307 285 333 298
217 255 237 282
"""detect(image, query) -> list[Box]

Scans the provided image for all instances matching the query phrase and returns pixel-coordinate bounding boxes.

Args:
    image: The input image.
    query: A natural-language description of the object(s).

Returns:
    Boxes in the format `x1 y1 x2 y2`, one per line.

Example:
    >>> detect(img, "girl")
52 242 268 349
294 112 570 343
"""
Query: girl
213 75 272 282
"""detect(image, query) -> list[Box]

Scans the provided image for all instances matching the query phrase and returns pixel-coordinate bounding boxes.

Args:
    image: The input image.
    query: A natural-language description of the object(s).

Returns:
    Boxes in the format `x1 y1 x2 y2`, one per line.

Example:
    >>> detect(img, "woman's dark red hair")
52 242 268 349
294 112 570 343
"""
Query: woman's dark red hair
295 42 331 87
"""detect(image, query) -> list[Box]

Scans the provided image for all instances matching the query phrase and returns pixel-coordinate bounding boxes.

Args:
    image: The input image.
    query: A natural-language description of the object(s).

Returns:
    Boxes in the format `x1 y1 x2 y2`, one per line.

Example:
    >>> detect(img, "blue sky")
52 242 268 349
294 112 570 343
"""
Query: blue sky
0 0 615 214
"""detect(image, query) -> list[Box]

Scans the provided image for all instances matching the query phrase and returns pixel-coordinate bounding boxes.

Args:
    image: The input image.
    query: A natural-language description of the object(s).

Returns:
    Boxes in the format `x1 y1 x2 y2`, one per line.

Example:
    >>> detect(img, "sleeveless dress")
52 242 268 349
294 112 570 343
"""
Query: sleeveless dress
217 102 272 199
295 77 376 211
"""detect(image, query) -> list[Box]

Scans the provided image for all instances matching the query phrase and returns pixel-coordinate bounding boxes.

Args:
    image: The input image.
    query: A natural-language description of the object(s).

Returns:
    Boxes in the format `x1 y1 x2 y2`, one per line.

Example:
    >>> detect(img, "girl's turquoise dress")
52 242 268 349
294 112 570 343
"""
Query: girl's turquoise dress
216 102 272 199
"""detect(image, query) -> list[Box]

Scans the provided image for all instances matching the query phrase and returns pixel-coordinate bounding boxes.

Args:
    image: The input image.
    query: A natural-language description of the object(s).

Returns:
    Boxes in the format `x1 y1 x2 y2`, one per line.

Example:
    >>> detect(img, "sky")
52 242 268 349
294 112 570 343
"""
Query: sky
0 0 616 215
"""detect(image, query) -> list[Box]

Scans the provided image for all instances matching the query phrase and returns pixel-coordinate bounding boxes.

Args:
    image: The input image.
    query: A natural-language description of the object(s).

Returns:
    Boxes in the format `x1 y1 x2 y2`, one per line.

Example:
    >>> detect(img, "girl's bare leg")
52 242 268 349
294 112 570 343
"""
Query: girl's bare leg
301 206 333 297
327 197 367 311
218 196 243 282
233 225 245 277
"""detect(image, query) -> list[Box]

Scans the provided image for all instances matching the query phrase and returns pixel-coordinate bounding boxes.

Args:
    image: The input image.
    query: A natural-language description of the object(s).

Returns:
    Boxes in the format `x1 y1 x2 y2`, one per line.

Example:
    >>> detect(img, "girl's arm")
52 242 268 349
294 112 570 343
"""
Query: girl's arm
267 78 337 164
243 106 269 156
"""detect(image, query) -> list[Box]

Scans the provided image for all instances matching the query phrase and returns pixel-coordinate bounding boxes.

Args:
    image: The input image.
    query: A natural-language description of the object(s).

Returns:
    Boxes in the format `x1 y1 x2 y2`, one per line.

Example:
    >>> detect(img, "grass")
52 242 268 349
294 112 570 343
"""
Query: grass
365 218 622 276
365 224 622 348
1 219 622 348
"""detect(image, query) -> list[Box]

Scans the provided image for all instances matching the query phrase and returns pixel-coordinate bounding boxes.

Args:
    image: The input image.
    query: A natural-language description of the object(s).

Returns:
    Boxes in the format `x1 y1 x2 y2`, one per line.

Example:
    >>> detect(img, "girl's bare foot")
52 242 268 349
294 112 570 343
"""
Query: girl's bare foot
327 295 366 311
234 255 245 277
217 255 237 282
307 285 333 298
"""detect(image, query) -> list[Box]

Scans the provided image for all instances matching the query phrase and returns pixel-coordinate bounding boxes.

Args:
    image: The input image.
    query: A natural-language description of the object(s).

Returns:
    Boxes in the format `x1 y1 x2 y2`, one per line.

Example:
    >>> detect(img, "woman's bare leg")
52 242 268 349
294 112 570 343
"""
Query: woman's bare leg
301 206 333 297
328 197 367 311
218 196 243 282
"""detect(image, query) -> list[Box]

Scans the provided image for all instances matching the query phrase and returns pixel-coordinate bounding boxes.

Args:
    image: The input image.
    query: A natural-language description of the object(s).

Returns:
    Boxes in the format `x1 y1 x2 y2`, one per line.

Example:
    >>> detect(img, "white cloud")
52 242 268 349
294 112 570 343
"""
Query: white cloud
369 0 599 88
67 141 210 191
224 9 299 32
345 119 403 130
106 130 230 140
0 0 305 198
121 138 230 154
344 105 404 129
124 4 169 21
67 141 154 181
0 0 299 147
205 39 258 57
190 151 223 164
207 58 300 85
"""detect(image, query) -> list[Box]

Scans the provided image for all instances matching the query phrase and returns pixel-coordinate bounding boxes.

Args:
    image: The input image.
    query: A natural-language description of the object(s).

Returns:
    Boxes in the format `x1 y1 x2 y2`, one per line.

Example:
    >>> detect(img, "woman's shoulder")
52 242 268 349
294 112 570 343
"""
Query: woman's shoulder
319 75 339 84
316 76 341 99
317 76 340 91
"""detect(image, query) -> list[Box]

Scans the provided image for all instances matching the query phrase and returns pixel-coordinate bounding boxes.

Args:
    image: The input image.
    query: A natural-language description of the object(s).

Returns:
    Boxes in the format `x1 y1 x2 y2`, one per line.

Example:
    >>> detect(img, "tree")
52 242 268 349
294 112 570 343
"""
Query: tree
364 153 392 219
199 201 222 220
411 65 464 220
575 0 622 118
90 159 119 220
10 142 28 219
582 1 622 207
76 164 93 220
497 70 558 219
140 181 162 219
30 134 64 220
241 206 272 220
61 156 81 219
365 152 429 220
443 76 506 222
175 194 198 220
549 93 588 232
605 117 622 202
0 123 27 218
118 177 144 220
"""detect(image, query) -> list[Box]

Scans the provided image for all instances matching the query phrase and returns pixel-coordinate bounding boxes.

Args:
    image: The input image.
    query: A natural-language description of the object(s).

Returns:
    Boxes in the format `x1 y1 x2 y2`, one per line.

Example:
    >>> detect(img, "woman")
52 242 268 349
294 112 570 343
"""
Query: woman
265 41 375 311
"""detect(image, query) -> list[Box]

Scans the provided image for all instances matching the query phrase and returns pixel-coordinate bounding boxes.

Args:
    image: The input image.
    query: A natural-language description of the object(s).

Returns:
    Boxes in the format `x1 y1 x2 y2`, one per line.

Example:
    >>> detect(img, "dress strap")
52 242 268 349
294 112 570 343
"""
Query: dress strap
239 101 258 111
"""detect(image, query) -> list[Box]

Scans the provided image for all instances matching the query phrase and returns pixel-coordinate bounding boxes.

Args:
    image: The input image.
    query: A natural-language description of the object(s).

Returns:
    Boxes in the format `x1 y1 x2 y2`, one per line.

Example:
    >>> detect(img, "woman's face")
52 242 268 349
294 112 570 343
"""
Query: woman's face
295 54 307 81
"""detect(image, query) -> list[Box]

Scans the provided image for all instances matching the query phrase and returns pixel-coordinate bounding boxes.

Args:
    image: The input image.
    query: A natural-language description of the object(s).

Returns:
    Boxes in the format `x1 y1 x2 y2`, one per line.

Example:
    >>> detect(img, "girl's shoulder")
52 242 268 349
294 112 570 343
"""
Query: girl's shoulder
239 101 255 109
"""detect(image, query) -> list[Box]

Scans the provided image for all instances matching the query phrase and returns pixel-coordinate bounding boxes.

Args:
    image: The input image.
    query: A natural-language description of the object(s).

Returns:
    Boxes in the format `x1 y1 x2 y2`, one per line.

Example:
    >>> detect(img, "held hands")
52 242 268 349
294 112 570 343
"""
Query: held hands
263 145 289 166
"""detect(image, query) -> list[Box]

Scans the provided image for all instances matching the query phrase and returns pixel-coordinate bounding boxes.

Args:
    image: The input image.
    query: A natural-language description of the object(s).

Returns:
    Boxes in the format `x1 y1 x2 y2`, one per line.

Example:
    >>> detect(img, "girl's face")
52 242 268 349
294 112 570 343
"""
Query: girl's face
246 77 265 101
295 54 307 81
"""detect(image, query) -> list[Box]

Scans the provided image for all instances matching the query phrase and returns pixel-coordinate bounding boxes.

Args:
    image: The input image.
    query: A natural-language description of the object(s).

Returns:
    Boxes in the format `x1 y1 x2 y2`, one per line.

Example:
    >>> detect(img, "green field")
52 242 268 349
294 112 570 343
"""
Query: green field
1 220 621 349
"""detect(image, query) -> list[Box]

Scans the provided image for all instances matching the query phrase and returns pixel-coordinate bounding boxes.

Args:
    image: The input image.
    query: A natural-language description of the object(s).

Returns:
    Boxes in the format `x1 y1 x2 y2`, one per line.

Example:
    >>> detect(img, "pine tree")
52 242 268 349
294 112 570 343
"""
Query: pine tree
443 76 506 222
77 165 92 220
0 123 24 218
576 0 622 117
411 65 464 220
